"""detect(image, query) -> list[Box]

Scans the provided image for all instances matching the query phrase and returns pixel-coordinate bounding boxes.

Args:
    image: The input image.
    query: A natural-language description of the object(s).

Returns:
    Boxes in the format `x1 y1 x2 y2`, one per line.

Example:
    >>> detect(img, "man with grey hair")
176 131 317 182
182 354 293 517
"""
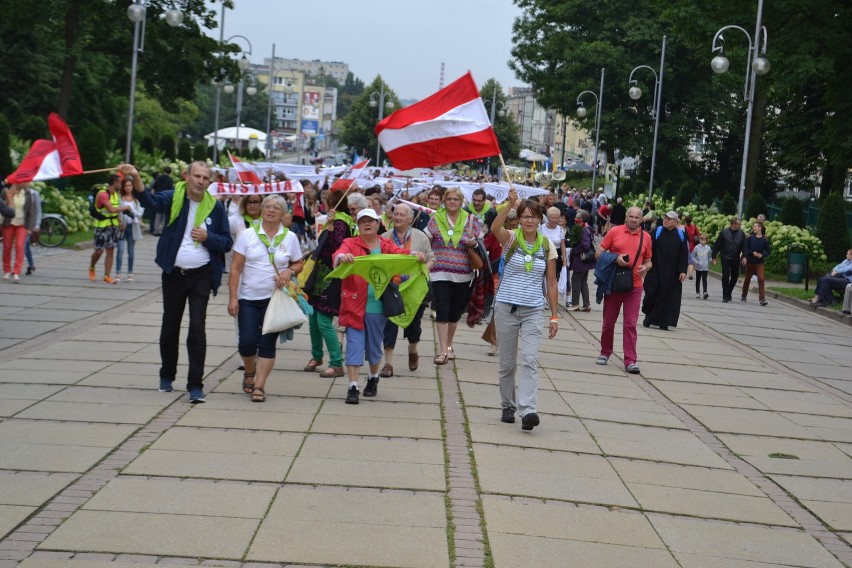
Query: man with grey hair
711 216 745 303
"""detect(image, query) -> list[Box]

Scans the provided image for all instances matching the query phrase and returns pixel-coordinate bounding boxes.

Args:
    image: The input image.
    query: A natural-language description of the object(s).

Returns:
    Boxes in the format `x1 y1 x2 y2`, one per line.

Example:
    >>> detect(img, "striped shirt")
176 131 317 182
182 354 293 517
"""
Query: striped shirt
495 231 556 307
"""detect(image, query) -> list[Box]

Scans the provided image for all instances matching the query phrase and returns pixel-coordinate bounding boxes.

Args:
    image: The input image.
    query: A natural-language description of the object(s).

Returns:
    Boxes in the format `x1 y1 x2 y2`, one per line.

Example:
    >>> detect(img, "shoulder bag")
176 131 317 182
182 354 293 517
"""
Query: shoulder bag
466 214 484 270
381 281 405 317
611 228 644 293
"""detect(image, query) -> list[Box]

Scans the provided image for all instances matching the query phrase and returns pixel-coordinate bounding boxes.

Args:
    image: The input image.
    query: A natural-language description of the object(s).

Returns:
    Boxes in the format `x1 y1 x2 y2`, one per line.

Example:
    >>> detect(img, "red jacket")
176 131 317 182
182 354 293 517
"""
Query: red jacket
334 236 411 329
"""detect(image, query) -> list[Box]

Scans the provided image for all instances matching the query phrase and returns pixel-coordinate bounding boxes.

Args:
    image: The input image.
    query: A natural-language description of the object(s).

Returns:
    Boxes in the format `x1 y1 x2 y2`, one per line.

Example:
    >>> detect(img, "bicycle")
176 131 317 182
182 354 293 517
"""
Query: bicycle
37 214 69 248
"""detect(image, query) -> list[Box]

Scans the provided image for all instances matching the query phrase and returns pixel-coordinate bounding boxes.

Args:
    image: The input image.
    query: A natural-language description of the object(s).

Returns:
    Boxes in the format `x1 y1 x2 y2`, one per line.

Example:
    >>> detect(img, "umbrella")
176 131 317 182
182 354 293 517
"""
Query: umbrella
519 149 549 162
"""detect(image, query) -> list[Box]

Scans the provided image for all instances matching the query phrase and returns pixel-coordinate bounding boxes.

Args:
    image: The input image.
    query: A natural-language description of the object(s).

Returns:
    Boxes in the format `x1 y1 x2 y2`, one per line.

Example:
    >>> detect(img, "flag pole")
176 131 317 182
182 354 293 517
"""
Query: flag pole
79 167 118 176
497 154 515 190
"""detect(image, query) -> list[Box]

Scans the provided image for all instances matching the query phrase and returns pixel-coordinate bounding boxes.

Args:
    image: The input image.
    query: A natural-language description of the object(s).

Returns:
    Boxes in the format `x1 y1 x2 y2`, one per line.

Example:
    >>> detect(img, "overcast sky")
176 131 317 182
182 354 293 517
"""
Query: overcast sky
210 0 526 101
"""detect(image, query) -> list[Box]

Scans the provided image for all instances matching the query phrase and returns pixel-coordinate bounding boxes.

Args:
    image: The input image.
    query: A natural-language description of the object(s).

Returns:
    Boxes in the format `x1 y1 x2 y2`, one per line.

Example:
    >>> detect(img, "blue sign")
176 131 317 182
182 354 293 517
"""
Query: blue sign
301 120 319 134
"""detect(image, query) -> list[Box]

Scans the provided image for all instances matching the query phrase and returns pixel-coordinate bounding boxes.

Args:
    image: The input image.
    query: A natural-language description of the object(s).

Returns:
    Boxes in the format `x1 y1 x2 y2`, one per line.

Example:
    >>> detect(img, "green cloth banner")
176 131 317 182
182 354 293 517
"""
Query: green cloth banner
326 254 429 328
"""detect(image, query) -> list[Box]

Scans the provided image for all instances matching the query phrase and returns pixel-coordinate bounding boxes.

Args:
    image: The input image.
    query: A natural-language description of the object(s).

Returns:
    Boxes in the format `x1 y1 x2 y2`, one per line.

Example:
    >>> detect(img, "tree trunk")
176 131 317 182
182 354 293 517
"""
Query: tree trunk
57 0 82 120
744 79 768 204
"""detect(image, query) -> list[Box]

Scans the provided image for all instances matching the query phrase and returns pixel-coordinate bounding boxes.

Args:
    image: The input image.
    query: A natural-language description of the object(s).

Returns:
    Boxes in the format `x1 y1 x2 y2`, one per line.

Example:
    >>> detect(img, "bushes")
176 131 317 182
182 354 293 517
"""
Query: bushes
159 135 176 160
697 182 714 207
778 197 806 228
193 142 208 161
720 193 737 215
745 193 767 220
816 193 851 262
0 114 12 178
177 139 192 163
76 125 107 192
674 182 693 208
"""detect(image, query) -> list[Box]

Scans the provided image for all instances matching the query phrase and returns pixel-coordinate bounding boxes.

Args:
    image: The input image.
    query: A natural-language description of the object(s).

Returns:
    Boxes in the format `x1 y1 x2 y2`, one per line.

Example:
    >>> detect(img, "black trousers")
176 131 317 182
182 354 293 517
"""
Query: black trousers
720 257 740 300
159 265 212 390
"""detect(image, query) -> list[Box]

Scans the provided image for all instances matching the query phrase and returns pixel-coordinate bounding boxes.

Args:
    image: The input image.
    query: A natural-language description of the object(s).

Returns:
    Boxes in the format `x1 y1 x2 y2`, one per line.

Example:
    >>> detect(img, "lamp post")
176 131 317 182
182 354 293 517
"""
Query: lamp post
265 43 275 158
225 71 257 156
369 82 394 165
711 0 769 217
214 34 252 162
577 68 605 194
628 35 667 201
125 0 183 162
483 87 505 175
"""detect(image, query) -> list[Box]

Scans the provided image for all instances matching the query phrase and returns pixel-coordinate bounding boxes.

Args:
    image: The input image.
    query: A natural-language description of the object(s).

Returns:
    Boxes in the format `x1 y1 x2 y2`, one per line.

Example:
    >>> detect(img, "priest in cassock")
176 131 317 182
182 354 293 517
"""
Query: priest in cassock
642 211 689 330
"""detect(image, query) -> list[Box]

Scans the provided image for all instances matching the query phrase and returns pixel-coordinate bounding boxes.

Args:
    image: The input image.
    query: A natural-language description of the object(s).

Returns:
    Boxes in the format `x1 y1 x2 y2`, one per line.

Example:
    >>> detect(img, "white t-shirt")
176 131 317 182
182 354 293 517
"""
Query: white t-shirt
174 200 212 269
539 223 565 248
233 225 302 300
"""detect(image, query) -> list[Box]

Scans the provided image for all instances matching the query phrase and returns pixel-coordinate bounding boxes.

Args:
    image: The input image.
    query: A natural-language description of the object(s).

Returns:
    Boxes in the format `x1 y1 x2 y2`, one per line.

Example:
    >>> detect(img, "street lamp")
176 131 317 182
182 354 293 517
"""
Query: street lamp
577 68 605 194
369 82 394 165
711 0 769 217
125 0 183 162
231 73 257 155
213 34 253 163
483 87 505 175
628 35 667 201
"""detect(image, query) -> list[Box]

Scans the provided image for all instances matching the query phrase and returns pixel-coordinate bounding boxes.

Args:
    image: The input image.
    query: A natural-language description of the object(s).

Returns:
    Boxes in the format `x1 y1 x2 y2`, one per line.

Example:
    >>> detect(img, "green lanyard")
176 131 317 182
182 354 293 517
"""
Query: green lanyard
513 228 545 272
254 224 289 267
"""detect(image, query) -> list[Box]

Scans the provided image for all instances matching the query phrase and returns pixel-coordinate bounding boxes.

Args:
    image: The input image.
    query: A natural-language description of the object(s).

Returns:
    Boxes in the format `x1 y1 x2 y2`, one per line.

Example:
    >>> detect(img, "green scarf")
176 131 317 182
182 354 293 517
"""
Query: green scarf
514 228 545 272
254 223 289 267
435 207 468 248
470 201 491 220
243 214 258 228
168 182 217 248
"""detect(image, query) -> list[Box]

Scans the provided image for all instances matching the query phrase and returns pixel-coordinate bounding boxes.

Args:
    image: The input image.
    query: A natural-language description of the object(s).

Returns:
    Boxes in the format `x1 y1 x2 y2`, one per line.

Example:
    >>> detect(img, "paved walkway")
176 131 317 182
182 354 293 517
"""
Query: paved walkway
0 238 850 567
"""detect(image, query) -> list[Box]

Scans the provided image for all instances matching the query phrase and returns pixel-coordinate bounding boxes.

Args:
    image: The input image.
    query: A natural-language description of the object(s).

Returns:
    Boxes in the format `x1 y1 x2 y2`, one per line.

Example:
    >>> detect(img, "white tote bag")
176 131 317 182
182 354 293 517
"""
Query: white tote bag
557 266 568 299
262 288 308 334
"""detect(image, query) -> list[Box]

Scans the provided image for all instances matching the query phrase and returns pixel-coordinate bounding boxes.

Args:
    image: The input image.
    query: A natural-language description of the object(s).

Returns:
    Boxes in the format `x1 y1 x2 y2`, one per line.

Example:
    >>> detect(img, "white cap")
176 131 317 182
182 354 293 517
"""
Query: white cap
356 208 380 222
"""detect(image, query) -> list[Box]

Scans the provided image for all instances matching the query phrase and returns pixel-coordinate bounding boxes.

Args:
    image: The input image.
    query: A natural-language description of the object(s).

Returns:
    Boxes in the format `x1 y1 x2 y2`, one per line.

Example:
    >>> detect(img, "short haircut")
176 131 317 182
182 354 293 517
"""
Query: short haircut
472 188 486 198
443 187 464 204
516 200 543 221
348 192 368 209
108 174 121 185
547 206 561 218
262 194 287 211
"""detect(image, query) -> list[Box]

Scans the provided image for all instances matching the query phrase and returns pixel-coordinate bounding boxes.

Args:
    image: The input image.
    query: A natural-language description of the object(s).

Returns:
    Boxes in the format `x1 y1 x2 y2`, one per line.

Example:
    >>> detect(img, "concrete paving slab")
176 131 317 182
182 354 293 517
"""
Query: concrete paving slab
780 412 852 443
311 411 442 439
567 393 687 429
84 476 276 518
466 407 600 453
458 381 573 416
648 514 844 568
800 500 852 531
0 358 109 373
0 504 36 539
489 532 680 568
610 458 764 496
287 434 445 490
585 421 732 469
248 485 448 567
771 475 852 504
0 419 137 447
176 406 313 432
0 471 76 506
683 405 816 439
44 386 169 406
20 560 160 568
0 398 36 416
0 383 65 399
482 496 665 548
15 401 165 424
39 509 257 559
474 444 637 506
551 375 654 401
212 373 333 399
0 442 113 473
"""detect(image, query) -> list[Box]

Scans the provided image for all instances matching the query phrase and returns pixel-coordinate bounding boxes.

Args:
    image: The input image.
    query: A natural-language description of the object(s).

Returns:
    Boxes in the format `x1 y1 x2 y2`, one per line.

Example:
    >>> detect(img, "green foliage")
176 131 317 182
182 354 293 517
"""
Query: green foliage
661 180 675 201
778 197 806 228
480 78 520 161
744 193 767 221
762 221 826 273
34 182 93 233
339 76 403 166
0 114 12 178
140 137 155 155
816 193 851 262
720 194 737 215
76 124 106 192
674 182 693 208
177 139 192 163
633 180 647 198
337 72 366 119
250 147 263 160
158 135 175 160
192 142 208 161
697 182 714 207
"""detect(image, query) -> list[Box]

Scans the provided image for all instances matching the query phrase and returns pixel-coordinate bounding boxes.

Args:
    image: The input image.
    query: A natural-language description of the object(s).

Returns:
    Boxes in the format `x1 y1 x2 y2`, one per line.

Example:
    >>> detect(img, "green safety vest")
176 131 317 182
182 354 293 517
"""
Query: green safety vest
94 190 120 228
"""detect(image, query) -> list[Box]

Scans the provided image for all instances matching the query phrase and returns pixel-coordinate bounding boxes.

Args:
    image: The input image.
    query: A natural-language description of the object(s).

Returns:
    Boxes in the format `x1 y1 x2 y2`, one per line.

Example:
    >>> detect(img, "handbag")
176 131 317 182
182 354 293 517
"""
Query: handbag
381 281 405 317
580 249 595 263
611 229 644 294
262 288 308 334
465 214 484 270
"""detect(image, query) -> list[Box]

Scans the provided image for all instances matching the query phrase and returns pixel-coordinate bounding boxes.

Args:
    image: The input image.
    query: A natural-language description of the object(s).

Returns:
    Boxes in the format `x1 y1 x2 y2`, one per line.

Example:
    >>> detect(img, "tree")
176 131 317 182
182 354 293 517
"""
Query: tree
479 78 520 162
339 76 402 166
0 115 12 178
76 124 106 191
336 72 366 119
720 194 737 215
674 182 693 208
159 135 175 160
778 198 805 228
178 139 192 163
744 194 767 221
816 193 850 262
192 141 207 161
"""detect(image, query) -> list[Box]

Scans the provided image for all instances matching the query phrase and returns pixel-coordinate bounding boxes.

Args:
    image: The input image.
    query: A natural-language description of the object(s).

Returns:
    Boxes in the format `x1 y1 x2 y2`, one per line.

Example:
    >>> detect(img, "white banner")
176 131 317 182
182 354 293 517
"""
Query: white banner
208 180 304 196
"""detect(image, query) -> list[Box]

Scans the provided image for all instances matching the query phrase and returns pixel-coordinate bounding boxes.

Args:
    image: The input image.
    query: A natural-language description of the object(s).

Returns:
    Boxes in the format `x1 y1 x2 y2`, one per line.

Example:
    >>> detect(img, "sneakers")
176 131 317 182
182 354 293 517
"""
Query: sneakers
12 274 20 283
345 385 360 404
2 273 10 280
25 266 34 275
104 275 117 285
703 293 709 300
158 378 174 392
625 364 641 374
126 274 134 282
521 413 540 431
501 407 516 423
363 377 379 397
596 355 609 366
695 293 700 298
88 267 96 281
188 387 206 403
760 300 768 306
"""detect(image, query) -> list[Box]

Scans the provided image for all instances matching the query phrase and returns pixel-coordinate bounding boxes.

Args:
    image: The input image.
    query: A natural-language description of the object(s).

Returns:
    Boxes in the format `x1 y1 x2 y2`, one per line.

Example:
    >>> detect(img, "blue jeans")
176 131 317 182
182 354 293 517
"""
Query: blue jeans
116 228 135 274
237 298 279 358
25 233 34 269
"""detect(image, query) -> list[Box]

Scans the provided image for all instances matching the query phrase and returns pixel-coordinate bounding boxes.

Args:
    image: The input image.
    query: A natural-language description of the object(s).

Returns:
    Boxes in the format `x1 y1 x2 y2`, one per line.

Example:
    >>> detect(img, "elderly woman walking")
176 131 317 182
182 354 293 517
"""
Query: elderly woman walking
490 189 559 431
228 195 303 402
380 203 435 376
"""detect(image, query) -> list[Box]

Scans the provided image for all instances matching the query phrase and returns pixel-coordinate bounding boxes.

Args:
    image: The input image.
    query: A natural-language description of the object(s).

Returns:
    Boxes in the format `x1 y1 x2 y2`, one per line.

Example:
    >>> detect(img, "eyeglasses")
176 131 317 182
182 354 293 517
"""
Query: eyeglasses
520 215 538 221
246 200 262 205
445 198 461 203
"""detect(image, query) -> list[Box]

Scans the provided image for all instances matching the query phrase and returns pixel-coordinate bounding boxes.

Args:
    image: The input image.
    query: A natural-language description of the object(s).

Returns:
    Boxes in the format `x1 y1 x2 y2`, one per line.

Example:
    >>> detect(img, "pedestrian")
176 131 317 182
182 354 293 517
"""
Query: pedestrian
642 211 689 330
641 200 657 232
682 214 701 280
489 188 559 431
595 206 652 374
425 187 481 365
741 221 771 306
24 188 42 275
711 216 745 303
379 203 436 377
808 249 852 307
692 235 712 299
228 194 303 402
841 282 852 315
1 182 38 283
333 209 426 404
88 174 132 284
128 161 233 403
150 166 174 235
115 178 144 283
539 206 567 282
610 197 626 226
567 209 596 312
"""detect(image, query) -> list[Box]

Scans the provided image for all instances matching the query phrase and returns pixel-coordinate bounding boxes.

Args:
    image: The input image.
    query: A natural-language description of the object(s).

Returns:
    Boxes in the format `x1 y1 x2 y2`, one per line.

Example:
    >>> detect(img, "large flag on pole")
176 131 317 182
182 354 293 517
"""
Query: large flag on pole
374 72 500 170
6 114 83 184
330 158 371 190
228 152 264 185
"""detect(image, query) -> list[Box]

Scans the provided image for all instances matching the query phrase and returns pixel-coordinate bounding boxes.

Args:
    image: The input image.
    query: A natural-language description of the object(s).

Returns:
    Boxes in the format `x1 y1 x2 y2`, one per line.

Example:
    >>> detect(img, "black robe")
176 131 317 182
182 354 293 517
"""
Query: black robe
642 227 689 328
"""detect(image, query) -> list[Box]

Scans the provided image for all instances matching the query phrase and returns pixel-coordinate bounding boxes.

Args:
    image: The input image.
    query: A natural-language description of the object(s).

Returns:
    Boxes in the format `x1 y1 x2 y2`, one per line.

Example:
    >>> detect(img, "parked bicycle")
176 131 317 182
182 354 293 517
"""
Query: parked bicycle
36 214 68 248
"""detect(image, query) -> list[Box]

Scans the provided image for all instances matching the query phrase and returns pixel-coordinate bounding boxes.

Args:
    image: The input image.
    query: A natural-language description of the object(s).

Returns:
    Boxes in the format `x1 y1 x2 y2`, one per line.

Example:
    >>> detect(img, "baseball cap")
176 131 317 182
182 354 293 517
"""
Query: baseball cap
665 210 679 220
356 208 380 222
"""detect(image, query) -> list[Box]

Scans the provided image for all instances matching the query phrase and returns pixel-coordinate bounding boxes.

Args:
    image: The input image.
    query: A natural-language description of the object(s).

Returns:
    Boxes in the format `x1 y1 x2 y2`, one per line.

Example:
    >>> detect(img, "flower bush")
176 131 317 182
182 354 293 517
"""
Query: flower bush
35 182 93 233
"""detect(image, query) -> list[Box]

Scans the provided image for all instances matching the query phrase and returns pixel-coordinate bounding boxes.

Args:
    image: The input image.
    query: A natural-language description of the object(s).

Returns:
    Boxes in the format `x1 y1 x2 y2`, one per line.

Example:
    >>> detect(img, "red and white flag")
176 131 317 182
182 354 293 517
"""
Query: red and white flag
6 113 83 184
374 72 500 170
228 152 264 185
330 158 371 190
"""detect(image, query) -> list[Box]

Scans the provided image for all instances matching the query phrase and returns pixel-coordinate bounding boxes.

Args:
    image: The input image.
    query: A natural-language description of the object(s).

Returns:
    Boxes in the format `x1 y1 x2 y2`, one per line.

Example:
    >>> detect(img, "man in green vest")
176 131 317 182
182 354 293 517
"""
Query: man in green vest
89 174 131 284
